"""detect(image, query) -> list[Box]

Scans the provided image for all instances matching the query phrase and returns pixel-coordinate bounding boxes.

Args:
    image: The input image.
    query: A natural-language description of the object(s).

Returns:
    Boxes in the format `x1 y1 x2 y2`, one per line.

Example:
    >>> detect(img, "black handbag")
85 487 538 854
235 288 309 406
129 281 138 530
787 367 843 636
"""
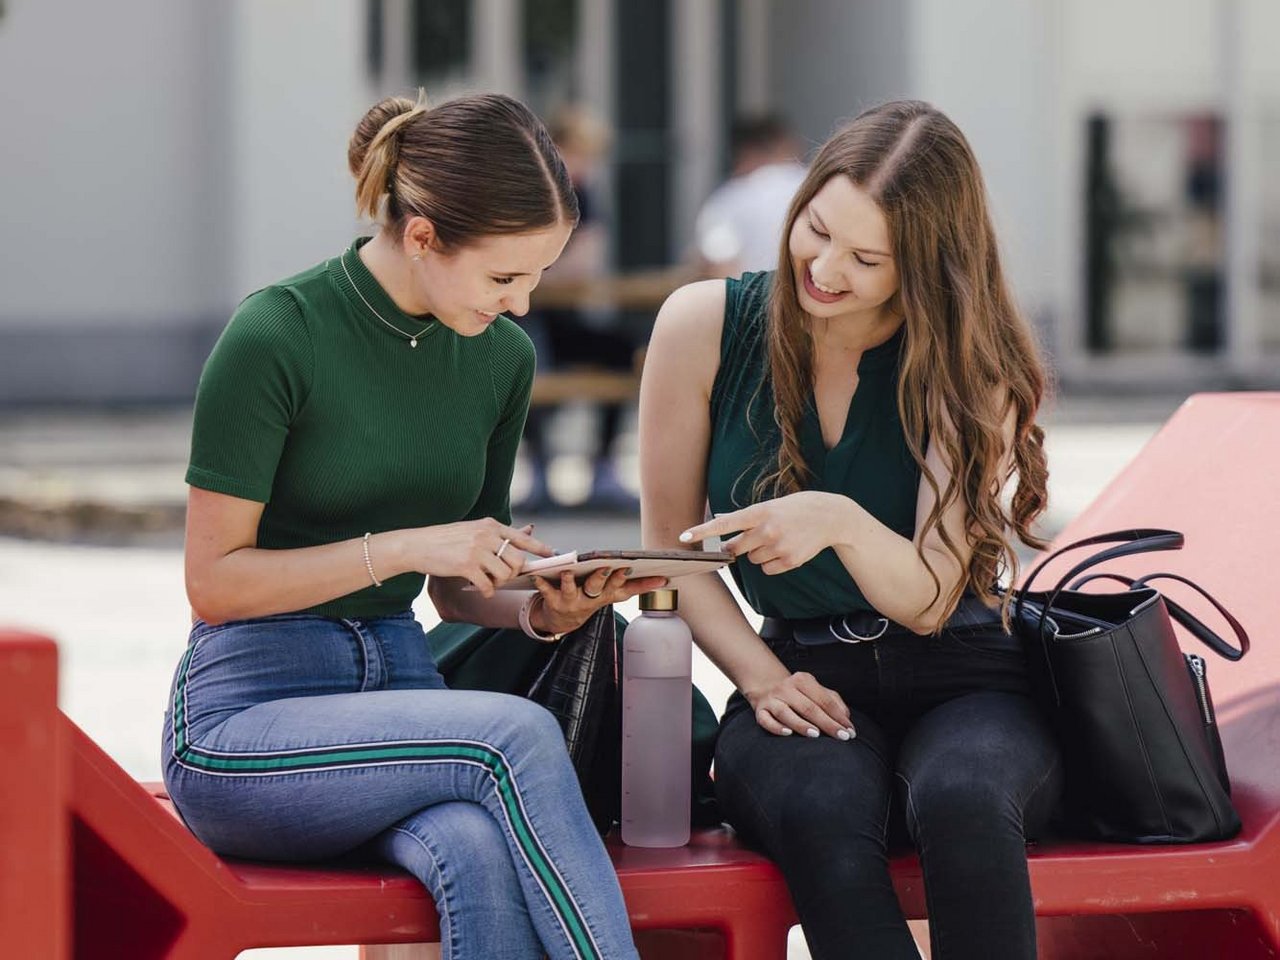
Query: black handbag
1014 528 1250 844
525 605 622 834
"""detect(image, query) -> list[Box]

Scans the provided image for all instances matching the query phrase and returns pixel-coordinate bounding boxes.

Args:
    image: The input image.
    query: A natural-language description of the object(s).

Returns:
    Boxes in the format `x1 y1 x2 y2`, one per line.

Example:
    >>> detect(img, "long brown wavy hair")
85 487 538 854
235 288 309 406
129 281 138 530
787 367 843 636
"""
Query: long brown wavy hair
759 100 1050 627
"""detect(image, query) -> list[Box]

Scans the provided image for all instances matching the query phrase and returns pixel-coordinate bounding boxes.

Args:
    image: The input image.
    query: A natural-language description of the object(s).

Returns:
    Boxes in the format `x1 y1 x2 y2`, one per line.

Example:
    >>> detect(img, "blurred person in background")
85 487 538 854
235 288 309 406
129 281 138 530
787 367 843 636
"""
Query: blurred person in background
164 91 664 960
642 101 1061 960
694 113 808 278
516 106 641 513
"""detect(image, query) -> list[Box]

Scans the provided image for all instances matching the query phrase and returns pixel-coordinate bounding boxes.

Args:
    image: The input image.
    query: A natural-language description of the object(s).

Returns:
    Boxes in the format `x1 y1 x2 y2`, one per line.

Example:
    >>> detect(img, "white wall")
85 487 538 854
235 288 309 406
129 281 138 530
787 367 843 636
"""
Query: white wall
0 0 371 400
907 0 1056 328
1058 0 1219 111
228 0 366 299
770 0 911 150
0 0 230 327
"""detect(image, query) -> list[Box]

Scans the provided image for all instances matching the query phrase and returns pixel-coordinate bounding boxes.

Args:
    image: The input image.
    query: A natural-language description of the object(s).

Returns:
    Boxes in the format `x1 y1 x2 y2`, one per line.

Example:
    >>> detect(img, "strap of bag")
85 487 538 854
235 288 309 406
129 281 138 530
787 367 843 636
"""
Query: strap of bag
1014 528 1184 640
1068 571 1249 661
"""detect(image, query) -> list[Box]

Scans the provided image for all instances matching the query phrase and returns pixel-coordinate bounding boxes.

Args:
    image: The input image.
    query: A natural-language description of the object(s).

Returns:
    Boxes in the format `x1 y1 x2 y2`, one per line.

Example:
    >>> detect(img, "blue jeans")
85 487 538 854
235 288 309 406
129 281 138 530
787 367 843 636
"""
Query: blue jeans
161 611 638 960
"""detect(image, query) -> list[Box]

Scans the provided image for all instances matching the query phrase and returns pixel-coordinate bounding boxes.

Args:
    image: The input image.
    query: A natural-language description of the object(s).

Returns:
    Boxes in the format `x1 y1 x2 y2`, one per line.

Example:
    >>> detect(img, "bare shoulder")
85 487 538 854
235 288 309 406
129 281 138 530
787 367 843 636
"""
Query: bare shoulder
647 280 727 390
658 277 726 320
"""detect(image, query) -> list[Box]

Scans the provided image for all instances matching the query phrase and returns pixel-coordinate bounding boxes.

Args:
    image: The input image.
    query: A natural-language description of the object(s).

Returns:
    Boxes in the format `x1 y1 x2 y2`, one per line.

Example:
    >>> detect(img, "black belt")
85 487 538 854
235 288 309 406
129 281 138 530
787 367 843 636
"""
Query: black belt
760 595 1001 647
761 612 895 646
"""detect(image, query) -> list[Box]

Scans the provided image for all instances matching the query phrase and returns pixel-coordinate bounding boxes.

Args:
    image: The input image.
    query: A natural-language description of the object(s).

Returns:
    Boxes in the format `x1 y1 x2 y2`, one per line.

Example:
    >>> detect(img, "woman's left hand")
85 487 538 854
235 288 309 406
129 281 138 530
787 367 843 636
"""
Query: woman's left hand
680 491 851 575
529 567 669 635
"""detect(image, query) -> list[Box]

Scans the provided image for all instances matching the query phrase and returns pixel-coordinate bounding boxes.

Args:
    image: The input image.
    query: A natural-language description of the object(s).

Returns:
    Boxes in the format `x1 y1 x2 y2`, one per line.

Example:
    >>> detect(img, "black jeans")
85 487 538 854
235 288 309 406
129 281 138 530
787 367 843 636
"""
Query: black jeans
714 613 1063 960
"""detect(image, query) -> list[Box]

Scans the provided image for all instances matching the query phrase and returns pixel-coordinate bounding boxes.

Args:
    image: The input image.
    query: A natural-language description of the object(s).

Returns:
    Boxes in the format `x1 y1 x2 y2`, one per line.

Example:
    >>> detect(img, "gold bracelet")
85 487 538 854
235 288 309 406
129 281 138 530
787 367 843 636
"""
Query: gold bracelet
362 532 383 588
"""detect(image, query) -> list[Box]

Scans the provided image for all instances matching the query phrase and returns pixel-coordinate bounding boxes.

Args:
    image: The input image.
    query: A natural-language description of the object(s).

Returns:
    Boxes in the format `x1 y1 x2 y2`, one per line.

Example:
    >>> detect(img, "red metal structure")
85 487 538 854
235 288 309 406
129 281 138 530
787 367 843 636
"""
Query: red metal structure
0 629 67 960
10 392 1280 958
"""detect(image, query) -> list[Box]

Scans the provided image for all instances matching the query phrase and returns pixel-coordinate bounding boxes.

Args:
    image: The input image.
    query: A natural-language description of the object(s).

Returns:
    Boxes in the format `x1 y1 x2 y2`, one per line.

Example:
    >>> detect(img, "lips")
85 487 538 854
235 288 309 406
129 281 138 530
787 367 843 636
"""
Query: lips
802 266 849 304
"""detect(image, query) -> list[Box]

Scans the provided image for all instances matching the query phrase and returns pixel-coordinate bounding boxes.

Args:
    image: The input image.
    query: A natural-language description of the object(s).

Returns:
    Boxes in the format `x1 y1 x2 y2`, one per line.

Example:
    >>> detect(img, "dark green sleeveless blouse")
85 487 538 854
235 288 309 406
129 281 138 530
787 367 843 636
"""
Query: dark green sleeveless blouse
707 271 921 619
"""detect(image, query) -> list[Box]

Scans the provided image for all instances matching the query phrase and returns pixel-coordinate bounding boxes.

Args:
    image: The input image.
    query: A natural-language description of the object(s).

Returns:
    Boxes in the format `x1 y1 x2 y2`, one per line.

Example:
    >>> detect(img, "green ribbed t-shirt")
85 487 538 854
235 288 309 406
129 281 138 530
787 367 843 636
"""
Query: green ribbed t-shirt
707 271 920 620
187 237 536 619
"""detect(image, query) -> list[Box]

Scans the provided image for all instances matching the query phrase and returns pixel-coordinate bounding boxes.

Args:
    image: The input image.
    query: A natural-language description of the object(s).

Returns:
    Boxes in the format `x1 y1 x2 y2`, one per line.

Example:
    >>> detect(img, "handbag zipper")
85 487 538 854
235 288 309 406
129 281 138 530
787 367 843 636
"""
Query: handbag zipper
1186 653 1214 725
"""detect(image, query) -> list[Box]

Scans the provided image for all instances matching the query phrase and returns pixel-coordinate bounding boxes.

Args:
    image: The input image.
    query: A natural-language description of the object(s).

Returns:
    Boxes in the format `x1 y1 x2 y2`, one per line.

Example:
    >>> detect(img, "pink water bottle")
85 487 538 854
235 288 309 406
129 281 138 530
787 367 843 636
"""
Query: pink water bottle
621 588 692 847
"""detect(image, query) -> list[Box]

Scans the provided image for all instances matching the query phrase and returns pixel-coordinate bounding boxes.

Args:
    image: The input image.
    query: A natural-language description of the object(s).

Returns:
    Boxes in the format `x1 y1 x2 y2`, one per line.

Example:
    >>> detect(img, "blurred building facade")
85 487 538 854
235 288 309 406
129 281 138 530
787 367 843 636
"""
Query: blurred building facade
1 0 1277 404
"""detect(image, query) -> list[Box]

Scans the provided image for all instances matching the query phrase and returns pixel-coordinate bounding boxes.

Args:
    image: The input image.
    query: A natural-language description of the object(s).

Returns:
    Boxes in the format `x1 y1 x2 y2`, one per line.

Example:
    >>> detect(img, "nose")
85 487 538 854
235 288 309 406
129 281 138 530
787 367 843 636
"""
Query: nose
809 249 846 290
504 291 531 318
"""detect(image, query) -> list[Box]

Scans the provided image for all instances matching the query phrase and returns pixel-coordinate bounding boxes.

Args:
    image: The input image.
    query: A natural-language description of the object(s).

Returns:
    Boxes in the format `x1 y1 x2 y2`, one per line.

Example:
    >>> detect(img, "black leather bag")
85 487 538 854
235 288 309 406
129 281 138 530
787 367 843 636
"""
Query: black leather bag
1014 529 1250 844
525 605 622 834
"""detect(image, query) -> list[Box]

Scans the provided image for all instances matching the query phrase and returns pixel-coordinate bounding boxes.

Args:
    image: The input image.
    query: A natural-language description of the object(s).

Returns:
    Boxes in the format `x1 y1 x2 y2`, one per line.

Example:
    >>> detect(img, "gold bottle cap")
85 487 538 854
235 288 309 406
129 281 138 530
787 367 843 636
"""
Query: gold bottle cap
639 588 678 612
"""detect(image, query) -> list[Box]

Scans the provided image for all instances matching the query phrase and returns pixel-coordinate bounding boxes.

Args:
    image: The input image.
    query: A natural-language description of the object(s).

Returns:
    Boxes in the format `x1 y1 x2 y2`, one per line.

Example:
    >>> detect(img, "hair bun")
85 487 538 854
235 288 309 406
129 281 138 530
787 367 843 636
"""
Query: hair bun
348 93 425 178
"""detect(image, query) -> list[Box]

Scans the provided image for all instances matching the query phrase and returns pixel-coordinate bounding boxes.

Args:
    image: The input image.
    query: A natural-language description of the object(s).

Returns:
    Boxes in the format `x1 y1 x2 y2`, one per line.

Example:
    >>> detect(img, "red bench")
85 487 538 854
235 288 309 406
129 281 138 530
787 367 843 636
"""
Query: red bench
15 391 1280 958
67 709 794 960
0 630 66 960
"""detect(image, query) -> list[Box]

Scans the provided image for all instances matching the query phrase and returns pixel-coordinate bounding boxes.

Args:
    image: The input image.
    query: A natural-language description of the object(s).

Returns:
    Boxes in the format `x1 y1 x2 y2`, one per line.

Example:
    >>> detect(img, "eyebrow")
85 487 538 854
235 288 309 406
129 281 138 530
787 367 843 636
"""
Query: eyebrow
809 206 892 259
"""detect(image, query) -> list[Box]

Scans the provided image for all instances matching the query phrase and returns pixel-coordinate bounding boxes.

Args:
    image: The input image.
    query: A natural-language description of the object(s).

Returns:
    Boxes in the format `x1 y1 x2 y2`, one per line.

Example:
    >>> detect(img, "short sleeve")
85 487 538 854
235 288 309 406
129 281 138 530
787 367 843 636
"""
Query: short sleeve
185 287 314 503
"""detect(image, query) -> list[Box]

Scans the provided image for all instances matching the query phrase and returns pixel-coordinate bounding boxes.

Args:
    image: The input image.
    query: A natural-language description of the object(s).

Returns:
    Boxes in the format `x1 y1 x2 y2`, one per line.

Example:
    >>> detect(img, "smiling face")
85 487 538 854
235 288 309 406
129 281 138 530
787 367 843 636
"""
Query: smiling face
788 174 900 324
408 219 574 336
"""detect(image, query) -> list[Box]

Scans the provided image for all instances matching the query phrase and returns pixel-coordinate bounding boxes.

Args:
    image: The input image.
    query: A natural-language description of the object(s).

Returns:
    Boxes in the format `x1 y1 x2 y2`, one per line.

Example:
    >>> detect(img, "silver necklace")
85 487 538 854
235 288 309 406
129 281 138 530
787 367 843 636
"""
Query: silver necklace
341 253 434 348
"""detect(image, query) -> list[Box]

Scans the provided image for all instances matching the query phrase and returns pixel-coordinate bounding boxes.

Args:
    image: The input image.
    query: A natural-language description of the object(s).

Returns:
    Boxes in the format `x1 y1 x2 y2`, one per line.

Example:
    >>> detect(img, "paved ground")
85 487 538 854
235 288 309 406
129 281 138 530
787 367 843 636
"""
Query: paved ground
0 392 1188 959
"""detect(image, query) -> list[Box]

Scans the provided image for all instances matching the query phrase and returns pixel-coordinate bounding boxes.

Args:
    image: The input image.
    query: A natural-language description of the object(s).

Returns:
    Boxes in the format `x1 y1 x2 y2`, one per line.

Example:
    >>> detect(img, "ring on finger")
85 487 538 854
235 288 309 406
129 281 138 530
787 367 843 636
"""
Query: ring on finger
582 586 604 599
495 538 511 560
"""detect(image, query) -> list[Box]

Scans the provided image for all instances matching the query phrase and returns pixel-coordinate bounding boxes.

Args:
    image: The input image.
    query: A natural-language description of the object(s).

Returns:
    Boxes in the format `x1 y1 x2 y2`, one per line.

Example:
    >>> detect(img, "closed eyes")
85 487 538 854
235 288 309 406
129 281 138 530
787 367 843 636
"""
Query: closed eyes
807 219 879 268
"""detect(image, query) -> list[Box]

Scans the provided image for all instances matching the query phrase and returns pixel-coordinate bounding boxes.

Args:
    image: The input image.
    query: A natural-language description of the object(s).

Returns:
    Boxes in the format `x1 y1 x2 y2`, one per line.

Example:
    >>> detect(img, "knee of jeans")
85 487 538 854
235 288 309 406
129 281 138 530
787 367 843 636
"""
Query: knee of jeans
495 695 567 759
425 804 510 863
773 769 890 850
900 767 1019 840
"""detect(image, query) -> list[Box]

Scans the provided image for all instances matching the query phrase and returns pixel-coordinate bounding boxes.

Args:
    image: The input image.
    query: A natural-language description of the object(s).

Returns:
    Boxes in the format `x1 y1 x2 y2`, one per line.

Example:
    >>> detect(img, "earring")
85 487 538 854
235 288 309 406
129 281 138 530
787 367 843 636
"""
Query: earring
411 253 422 262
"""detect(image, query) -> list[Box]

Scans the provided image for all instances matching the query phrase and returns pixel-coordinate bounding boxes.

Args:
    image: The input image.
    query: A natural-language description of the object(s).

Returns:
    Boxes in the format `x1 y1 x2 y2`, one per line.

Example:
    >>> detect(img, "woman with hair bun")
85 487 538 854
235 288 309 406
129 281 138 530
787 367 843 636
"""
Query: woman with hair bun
641 100 1063 959
162 92 659 960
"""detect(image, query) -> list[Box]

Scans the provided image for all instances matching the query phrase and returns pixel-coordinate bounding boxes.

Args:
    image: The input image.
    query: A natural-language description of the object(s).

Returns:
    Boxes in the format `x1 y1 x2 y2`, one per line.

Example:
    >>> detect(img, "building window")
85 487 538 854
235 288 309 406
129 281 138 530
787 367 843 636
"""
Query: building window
412 0 471 84
523 0 579 112
1084 112 1226 356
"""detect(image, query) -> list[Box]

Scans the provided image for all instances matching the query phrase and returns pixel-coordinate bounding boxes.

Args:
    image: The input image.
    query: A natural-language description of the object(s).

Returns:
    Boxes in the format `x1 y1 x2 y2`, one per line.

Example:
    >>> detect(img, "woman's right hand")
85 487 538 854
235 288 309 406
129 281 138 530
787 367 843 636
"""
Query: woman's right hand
403 519 551 596
745 671 857 741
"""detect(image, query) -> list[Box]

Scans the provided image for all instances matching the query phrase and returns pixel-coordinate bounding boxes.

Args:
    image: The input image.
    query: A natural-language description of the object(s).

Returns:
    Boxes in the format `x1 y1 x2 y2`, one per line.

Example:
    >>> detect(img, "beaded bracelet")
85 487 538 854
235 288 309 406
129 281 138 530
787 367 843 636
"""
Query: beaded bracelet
518 593 563 643
362 532 383 588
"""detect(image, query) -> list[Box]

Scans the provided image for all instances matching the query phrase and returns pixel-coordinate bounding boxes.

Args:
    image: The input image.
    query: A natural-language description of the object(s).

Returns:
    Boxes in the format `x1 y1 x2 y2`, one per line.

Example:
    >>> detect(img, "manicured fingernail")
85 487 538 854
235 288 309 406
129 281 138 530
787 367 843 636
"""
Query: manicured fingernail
806 728 819 738
622 567 633 576
836 729 851 741
780 728 793 736
679 531 694 543
846 727 857 739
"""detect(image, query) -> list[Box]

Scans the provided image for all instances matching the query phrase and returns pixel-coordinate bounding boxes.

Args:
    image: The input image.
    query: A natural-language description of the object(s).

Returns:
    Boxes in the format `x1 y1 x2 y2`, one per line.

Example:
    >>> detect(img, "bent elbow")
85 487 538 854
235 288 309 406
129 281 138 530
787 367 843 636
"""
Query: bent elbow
186 572 231 626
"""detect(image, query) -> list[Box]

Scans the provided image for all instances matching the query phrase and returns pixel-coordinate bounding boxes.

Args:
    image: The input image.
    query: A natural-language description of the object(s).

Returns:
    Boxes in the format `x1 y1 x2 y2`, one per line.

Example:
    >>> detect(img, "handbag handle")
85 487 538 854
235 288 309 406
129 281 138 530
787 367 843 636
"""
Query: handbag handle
1014 528 1184 640
1068 571 1249 661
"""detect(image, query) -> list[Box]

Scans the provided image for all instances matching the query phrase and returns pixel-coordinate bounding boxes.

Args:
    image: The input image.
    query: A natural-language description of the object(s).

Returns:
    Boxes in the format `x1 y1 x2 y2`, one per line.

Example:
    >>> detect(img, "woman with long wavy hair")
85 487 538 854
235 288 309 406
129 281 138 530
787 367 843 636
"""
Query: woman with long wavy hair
639 100 1062 959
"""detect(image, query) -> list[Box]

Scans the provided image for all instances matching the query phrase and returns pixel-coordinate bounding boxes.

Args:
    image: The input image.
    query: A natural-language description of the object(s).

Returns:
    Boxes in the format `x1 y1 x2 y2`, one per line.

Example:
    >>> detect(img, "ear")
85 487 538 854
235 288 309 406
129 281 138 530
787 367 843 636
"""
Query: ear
402 216 442 258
